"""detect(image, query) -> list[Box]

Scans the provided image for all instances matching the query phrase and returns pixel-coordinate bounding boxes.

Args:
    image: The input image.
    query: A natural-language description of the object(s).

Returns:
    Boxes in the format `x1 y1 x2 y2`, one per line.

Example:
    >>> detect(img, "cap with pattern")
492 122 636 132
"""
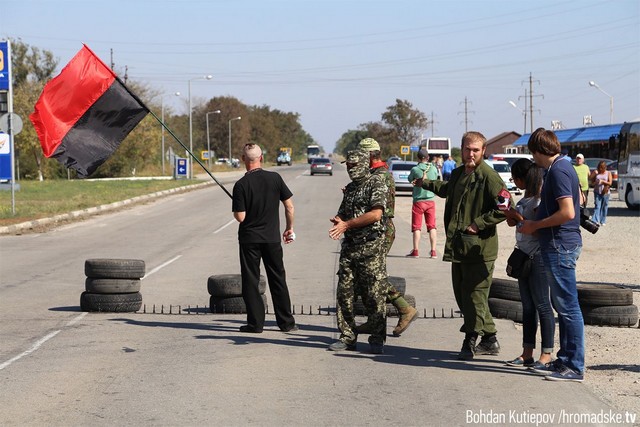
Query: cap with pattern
358 138 380 152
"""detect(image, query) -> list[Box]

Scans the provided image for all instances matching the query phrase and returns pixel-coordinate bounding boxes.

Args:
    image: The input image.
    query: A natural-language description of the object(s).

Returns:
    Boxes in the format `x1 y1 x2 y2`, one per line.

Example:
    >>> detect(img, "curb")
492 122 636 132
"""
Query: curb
0 181 213 235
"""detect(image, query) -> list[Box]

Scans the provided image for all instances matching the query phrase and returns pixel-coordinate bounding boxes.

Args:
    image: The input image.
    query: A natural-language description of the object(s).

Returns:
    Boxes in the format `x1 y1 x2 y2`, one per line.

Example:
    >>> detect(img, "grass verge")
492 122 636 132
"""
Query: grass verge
0 179 202 227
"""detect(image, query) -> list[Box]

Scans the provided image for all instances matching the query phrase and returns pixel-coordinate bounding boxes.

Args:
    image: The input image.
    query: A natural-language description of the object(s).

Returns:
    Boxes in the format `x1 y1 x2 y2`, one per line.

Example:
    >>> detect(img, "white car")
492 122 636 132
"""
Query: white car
485 159 520 194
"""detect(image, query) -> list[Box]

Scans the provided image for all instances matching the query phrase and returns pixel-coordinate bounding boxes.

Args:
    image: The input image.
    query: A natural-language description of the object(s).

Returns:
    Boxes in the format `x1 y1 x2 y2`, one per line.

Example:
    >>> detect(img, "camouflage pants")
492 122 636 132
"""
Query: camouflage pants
383 219 402 303
336 239 388 345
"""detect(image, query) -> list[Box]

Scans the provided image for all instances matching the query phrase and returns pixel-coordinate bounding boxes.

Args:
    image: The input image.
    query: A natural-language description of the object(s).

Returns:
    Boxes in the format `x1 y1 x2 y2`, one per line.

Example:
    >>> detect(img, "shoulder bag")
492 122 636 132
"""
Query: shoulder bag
506 247 533 279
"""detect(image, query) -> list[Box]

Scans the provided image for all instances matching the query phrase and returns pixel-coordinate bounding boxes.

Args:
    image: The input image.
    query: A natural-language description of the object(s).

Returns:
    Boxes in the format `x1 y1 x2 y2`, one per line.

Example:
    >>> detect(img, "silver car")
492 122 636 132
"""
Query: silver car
389 161 417 192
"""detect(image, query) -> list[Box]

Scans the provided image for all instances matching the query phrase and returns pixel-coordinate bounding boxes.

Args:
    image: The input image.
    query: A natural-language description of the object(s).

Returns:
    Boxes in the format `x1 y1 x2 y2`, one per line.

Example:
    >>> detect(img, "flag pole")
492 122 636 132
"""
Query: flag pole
114 76 233 199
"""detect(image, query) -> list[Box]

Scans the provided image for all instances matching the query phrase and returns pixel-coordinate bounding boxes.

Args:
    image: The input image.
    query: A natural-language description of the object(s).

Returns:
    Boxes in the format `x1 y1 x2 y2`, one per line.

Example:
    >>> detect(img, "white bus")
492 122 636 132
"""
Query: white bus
617 121 640 210
421 137 451 159
307 144 322 163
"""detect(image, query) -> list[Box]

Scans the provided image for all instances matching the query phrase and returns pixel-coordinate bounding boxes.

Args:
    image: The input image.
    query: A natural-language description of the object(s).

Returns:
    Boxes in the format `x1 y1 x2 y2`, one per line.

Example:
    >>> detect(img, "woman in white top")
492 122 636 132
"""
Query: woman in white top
504 158 555 371
590 161 612 226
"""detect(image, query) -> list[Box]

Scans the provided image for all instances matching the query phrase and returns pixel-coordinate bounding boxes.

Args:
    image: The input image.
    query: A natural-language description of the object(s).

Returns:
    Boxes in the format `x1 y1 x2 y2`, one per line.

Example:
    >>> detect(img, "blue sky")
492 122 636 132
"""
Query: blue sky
3 0 639 152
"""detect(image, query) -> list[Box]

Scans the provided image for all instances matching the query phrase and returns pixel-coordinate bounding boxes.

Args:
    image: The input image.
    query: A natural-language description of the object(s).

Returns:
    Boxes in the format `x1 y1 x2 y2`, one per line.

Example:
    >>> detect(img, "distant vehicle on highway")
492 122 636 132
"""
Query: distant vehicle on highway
310 157 333 176
389 160 416 191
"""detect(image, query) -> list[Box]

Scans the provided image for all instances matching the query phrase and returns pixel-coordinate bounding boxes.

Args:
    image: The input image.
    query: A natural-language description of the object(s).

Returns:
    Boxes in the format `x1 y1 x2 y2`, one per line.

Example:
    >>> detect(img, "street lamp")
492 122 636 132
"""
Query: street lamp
588 81 614 124
228 116 242 163
188 74 213 178
508 100 527 134
161 92 180 175
205 110 221 169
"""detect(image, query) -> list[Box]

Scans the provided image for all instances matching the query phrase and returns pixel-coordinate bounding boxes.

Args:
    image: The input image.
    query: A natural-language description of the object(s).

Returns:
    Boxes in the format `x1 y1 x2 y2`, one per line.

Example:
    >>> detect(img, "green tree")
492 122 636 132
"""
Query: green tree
381 99 428 148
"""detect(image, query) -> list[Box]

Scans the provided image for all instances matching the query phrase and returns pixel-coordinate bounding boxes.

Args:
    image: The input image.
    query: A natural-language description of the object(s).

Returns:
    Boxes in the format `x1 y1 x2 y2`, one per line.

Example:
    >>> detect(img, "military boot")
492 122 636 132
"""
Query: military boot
355 322 373 334
392 305 418 337
457 334 477 360
475 333 501 355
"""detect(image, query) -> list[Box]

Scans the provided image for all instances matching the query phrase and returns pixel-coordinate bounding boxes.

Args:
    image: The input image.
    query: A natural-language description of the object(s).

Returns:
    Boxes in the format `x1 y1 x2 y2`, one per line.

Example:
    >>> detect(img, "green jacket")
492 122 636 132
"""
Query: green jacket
423 161 509 263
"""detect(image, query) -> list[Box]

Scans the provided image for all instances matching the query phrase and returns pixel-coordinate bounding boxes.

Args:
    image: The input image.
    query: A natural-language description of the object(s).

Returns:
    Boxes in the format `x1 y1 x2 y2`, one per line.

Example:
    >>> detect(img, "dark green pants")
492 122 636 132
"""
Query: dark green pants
451 261 496 336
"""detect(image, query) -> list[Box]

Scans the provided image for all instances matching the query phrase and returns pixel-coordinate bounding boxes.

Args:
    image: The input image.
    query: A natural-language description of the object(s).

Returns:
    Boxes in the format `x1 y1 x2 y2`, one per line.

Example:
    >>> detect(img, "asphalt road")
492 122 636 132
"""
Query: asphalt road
0 163 634 426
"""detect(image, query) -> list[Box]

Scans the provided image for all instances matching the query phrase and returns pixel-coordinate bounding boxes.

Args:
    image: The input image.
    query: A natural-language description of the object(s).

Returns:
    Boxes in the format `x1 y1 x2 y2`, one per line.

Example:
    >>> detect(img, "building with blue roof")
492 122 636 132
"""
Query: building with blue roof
510 123 627 160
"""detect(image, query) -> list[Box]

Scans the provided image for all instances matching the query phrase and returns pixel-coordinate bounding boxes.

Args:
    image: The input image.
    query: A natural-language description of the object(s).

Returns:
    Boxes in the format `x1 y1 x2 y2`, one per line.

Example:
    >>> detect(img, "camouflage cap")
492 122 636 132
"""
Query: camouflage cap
358 138 380 152
343 149 370 165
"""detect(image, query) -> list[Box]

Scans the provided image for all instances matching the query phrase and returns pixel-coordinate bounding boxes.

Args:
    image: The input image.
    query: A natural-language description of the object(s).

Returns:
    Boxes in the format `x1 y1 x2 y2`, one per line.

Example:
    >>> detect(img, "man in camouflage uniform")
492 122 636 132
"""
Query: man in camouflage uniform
357 138 418 337
328 149 388 354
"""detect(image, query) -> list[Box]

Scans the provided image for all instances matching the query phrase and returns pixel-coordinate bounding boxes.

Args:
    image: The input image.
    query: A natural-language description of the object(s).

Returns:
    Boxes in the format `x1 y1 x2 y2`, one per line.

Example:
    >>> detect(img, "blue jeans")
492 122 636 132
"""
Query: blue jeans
592 192 609 225
518 251 555 353
541 245 584 374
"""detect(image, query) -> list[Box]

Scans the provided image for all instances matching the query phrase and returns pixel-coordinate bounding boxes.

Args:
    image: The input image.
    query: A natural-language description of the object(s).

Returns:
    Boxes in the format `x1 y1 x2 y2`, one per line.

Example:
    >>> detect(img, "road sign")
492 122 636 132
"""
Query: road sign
175 157 188 179
400 145 410 155
0 113 22 134
410 145 419 152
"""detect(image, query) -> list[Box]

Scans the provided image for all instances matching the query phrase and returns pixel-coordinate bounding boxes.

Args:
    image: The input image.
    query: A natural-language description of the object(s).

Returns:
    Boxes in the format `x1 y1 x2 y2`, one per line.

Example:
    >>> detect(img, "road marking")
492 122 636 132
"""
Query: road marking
143 255 182 279
213 219 236 234
0 312 87 371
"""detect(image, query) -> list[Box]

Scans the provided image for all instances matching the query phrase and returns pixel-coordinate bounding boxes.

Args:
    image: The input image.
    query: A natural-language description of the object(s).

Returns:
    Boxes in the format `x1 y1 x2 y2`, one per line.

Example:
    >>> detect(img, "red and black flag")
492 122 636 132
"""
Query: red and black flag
30 45 148 177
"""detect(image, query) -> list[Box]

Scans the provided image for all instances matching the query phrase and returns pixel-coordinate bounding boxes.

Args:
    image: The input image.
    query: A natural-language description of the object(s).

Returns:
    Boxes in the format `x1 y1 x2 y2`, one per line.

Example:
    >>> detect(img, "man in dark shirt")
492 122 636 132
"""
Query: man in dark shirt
232 143 297 333
519 128 584 382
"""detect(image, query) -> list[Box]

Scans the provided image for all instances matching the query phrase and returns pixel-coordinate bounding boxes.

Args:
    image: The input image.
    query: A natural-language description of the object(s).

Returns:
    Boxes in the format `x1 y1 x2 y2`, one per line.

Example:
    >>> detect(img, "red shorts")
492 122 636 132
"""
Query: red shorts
411 200 436 232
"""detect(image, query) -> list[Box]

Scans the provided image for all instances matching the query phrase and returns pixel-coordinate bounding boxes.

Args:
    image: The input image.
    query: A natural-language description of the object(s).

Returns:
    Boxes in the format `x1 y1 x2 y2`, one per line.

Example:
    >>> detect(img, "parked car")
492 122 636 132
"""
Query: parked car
582 158 618 189
310 157 333 176
488 153 533 167
389 161 416 192
485 159 520 194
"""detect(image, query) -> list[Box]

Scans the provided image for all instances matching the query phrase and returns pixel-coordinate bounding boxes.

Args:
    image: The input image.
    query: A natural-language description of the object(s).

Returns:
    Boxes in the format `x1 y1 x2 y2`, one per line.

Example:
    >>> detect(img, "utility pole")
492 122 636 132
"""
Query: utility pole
110 48 114 70
524 72 543 132
518 89 528 134
458 97 474 133
426 111 438 137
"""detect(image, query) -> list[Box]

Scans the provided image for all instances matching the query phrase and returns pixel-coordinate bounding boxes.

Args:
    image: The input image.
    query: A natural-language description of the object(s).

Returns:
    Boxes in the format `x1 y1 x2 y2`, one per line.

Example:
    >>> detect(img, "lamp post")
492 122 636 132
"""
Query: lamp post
188 75 213 178
161 92 180 175
588 81 614 124
228 116 242 163
205 110 221 169
508 100 527 134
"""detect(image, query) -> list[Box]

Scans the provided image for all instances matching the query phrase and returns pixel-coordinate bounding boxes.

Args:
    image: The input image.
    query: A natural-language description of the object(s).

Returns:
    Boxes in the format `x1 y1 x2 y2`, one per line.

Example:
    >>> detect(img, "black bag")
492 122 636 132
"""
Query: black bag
506 247 532 279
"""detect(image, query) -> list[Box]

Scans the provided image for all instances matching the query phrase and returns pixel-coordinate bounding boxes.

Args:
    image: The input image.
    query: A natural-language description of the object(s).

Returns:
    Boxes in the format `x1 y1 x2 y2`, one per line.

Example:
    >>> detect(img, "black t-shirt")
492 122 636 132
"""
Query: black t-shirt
232 169 293 243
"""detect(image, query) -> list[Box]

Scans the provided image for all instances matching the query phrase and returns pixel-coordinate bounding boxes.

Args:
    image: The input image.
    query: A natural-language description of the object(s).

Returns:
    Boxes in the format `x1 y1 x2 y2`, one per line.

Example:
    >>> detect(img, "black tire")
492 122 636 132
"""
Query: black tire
490 278 521 301
354 294 416 317
625 185 640 210
85 259 145 279
577 283 634 306
488 297 523 322
581 304 638 327
80 291 142 312
207 274 266 297
209 294 268 314
388 276 407 296
85 278 141 294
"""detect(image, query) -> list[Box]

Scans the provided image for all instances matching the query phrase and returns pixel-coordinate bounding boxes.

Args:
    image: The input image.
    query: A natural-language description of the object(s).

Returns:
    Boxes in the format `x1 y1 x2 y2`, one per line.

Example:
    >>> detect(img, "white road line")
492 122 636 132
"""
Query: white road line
0 312 88 371
213 219 236 234
143 255 182 279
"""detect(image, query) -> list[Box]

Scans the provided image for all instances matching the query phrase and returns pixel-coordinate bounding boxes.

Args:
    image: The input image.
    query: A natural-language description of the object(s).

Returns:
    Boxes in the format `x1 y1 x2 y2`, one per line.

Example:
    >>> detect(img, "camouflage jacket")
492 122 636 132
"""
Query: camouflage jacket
337 173 387 244
371 165 395 219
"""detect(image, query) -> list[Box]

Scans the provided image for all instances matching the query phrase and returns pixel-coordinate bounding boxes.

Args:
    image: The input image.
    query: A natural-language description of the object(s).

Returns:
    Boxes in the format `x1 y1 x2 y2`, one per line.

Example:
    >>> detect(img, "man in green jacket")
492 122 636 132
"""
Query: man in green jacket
417 131 510 360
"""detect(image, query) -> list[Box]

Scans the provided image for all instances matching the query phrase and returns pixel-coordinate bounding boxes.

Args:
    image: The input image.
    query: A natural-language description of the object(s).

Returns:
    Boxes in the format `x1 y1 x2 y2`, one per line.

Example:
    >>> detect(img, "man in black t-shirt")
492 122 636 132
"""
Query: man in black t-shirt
232 143 297 333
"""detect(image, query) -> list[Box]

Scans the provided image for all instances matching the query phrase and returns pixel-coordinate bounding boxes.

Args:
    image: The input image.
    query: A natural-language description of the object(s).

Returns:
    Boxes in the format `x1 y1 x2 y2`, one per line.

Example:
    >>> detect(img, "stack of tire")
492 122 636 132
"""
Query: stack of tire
354 276 416 317
208 274 267 314
488 278 639 327
578 283 638 327
81 259 144 313
488 278 523 322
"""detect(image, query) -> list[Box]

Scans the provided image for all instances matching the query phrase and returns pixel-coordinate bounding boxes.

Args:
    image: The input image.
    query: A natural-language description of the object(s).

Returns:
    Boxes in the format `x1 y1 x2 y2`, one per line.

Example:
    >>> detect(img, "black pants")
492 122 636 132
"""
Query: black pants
239 242 295 331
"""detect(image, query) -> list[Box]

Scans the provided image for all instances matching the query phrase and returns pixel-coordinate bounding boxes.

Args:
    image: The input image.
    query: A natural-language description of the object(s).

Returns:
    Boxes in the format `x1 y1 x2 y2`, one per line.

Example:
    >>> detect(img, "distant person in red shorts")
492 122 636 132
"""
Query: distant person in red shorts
407 149 439 259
